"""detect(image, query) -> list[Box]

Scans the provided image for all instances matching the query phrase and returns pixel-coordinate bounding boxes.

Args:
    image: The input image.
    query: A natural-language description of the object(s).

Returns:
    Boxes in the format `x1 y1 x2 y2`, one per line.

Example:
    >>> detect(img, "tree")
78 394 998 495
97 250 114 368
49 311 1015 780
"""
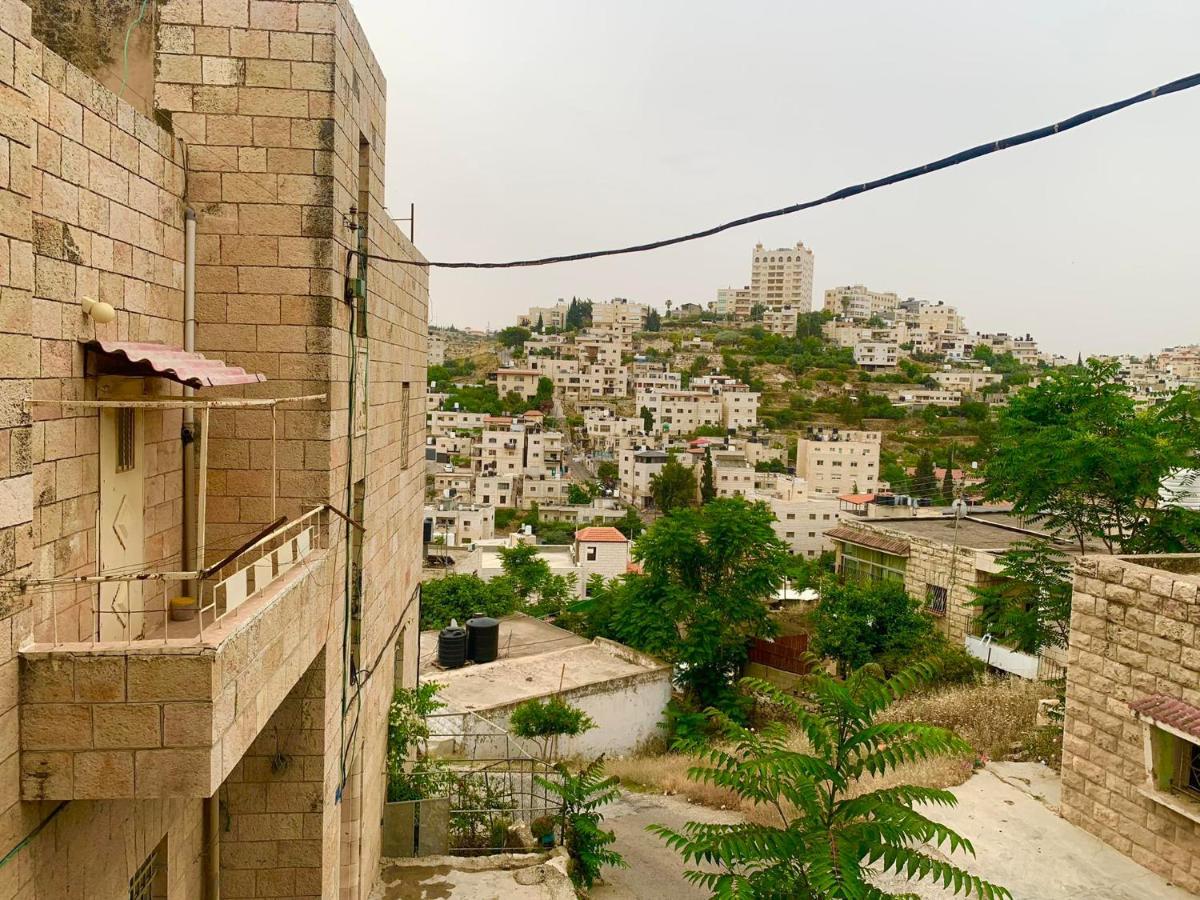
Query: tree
614 506 644 540
646 308 661 332
651 671 1011 900
567 482 596 505
510 696 595 760
749 302 765 321
535 313 544 333
942 448 957 503
596 460 619 491
700 447 716 503
650 456 697 514
495 543 577 616
496 325 531 350
420 573 517 630
754 458 788 474
640 405 655 434
913 450 937 499
809 579 933 676
606 499 787 710
968 540 1072 653
533 376 554 412
536 758 626 890
984 360 1200 552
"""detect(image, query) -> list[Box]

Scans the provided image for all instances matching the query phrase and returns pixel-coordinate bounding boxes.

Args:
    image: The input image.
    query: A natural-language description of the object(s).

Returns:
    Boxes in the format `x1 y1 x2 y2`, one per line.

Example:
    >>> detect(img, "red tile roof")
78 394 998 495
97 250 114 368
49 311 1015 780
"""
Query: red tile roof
1130 695 1200 739
84 340 266 388
575 526 628 543
838 493 877 504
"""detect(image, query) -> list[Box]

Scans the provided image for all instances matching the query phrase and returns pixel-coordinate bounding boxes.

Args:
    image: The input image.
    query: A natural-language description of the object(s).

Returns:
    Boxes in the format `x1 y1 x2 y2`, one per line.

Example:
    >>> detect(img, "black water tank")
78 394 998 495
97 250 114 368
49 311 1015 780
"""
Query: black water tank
466 616 500 664
437 625 467 669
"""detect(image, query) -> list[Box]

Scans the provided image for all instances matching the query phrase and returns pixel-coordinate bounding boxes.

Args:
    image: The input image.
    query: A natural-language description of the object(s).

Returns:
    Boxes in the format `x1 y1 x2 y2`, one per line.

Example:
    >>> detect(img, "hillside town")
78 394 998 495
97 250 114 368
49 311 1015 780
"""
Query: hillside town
0 1 1196 899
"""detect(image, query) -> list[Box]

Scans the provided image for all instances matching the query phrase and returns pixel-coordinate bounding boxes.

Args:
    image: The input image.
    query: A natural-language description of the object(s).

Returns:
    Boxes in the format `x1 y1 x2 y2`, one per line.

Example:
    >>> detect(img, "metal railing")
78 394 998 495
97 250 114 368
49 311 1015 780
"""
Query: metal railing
37 507 331 649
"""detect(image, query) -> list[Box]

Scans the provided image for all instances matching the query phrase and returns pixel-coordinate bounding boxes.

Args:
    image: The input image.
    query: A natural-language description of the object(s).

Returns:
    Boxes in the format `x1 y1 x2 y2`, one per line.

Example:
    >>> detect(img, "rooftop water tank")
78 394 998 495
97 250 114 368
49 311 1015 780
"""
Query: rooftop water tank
466 616 500 664
437 622 467 669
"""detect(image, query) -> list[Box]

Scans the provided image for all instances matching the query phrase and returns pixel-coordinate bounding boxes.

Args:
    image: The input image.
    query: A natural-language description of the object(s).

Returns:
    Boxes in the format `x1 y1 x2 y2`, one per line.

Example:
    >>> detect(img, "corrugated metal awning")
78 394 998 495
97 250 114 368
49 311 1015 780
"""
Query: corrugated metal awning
83 340 267 388
825 525 911 557
1130 694 1200 739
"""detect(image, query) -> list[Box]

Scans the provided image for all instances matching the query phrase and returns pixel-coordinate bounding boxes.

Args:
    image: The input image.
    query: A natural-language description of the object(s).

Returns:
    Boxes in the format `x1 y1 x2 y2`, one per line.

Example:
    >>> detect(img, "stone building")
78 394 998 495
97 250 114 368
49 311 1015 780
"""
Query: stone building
0 1 427 897
826 514 1078 678
1061 554 1200 893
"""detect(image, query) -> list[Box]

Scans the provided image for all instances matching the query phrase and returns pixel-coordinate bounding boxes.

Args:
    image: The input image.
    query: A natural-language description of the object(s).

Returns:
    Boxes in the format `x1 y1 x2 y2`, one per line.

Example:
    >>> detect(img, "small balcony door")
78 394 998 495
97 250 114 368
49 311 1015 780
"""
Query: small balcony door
98 378 145 641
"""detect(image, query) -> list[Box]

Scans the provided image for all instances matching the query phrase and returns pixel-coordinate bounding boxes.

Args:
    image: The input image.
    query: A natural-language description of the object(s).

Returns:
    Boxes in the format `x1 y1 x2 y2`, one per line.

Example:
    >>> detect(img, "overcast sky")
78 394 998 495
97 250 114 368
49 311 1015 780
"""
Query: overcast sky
353 1 1200 356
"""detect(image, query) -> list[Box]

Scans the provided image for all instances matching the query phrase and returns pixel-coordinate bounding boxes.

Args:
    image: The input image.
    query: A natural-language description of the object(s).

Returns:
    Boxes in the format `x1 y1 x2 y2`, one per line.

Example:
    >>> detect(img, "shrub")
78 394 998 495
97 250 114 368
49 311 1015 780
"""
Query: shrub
510 696 596 760
536 758 626 890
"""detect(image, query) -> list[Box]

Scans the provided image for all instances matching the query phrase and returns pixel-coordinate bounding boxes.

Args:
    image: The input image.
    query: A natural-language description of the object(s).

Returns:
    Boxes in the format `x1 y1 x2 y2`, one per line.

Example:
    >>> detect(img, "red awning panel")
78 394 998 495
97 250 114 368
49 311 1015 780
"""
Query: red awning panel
1130 695 1200 739
83 341 267 388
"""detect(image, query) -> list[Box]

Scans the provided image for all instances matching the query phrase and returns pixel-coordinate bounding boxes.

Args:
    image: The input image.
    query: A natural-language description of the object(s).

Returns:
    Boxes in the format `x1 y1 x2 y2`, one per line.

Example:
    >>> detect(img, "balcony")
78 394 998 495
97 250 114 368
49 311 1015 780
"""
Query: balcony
18 508 335 800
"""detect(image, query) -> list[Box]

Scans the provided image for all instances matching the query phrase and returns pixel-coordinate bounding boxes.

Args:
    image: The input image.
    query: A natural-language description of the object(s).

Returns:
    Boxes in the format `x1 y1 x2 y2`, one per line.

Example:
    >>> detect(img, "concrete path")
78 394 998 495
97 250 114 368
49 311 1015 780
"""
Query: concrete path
591 790 741 899
592 765 1195 900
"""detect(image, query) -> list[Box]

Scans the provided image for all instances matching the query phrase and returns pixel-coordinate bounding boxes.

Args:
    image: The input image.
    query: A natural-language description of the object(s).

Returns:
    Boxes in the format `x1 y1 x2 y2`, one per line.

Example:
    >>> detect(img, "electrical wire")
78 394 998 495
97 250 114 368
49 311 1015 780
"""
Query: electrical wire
362 70 1200 269
117 0 152 102
0 802 68 870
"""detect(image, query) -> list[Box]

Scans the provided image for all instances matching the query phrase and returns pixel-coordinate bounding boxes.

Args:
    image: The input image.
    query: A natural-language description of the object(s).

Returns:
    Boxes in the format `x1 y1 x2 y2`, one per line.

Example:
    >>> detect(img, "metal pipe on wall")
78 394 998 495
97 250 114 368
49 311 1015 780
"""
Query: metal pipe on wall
182 209 197 579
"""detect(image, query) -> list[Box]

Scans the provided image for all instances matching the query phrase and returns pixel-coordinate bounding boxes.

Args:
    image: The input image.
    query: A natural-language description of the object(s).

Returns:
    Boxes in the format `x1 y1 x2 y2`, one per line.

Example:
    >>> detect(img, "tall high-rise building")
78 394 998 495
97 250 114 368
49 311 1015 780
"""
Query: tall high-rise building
750 242 815 310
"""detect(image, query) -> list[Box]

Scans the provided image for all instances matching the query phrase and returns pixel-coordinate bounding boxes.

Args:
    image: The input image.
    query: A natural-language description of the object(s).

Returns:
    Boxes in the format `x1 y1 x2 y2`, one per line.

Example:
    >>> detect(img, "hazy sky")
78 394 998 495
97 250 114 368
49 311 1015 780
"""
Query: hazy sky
354 1 1200 356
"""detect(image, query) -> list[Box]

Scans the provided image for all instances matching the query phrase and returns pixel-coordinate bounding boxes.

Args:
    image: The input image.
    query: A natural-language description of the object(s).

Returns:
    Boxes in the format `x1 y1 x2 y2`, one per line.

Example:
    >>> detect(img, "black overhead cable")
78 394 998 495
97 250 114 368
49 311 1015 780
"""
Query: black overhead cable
364 71 1200 270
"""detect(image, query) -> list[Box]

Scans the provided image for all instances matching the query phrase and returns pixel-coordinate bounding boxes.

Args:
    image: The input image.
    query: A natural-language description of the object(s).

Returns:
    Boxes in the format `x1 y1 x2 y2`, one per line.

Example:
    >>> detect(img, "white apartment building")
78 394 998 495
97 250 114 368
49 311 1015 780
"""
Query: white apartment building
886 389 963 409
631 370 683 394
521 471 571 509
974 332 1040 366
766 493 842 558
430 333 447 366
795 428 881 495
519 301 569 330
854 341 899 368
619 447 671 508
584 409 646 451
932 369 1004 392
715 286 753 319
426 503 496 547
429 409 488 433
691 375 761 431
898 299 965 335
823 285 900 321
751 241 815 309
764 305 800 338
494 368 544 400
637 390 724 435
476 474 521 508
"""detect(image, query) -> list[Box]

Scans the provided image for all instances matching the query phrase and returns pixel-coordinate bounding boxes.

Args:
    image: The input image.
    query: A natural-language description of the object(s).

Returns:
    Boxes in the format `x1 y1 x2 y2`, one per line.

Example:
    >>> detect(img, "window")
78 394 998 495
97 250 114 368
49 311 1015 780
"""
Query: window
925 584 948 617
838 542 907 585
585 546 597 561
400 382 411 464
116 407 136 472
129 837 167 899
1138 711 1200 824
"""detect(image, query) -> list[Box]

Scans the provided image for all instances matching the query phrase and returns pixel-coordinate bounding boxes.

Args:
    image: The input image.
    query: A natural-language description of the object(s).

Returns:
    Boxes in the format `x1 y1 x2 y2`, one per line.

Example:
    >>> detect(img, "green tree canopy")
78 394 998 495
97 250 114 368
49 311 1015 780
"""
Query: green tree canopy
420 573 517 630
650 456 697 513
984 359 1200 552
496 325 531 349
969 540 1072 654
809 579 933 675
700 447 716 503
600 499 787 710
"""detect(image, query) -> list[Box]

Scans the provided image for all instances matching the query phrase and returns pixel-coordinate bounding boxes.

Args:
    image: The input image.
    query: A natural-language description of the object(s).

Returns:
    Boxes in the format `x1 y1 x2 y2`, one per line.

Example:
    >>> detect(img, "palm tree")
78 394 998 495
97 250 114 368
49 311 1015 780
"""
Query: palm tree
651 665 1011 900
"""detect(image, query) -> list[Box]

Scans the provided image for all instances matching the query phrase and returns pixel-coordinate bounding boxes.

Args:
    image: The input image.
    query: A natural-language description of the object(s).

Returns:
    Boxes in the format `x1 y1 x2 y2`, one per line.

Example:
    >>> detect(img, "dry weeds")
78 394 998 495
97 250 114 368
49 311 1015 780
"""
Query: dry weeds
608 677 1056 824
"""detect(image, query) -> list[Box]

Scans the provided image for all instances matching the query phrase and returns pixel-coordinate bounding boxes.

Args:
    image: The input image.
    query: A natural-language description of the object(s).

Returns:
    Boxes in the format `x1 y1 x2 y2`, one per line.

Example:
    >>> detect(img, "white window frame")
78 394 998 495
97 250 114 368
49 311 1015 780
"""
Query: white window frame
1136 715 1200 826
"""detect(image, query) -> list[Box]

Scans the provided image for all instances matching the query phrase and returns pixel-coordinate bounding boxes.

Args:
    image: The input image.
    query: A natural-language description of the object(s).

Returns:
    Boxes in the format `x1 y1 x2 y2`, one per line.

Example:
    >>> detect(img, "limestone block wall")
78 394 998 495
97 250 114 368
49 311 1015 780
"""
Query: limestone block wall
899 534 984 646
17 546 335 801
28 40 187 642
1061 555 1200 893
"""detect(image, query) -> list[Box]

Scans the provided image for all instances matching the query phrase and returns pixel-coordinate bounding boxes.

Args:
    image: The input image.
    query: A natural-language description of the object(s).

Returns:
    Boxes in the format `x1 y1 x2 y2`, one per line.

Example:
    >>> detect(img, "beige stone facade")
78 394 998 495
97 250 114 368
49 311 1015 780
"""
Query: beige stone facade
795 429 880 495
0 1 427 897
1061 555 1200 894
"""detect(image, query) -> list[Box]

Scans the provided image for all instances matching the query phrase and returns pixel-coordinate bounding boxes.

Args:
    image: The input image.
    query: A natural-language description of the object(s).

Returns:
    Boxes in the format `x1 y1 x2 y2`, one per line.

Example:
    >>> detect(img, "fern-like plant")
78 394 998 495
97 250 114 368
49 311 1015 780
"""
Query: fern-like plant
535 757 627 890
650 666 1012 899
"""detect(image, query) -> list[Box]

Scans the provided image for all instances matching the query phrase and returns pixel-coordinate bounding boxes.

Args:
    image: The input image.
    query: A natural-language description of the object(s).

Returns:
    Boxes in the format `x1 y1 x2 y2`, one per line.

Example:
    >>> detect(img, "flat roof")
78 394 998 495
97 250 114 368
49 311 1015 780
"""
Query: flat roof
419 615 667 712
866 513 1088 551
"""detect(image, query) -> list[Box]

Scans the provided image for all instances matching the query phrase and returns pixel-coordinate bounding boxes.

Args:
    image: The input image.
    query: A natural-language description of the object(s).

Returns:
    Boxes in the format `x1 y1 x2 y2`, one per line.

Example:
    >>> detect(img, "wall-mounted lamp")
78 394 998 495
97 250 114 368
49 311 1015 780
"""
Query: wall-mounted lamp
81 297 116 324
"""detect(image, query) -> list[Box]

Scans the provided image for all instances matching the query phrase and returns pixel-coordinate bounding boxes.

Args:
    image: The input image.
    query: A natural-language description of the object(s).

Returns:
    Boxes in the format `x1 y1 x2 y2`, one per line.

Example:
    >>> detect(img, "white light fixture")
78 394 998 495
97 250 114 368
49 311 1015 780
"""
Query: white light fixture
81 297 116 324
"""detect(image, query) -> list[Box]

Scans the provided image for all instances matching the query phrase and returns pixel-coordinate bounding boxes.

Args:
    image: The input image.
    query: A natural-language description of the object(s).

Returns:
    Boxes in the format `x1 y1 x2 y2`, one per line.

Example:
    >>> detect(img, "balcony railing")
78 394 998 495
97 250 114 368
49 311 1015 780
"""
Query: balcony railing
30 507 332 650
